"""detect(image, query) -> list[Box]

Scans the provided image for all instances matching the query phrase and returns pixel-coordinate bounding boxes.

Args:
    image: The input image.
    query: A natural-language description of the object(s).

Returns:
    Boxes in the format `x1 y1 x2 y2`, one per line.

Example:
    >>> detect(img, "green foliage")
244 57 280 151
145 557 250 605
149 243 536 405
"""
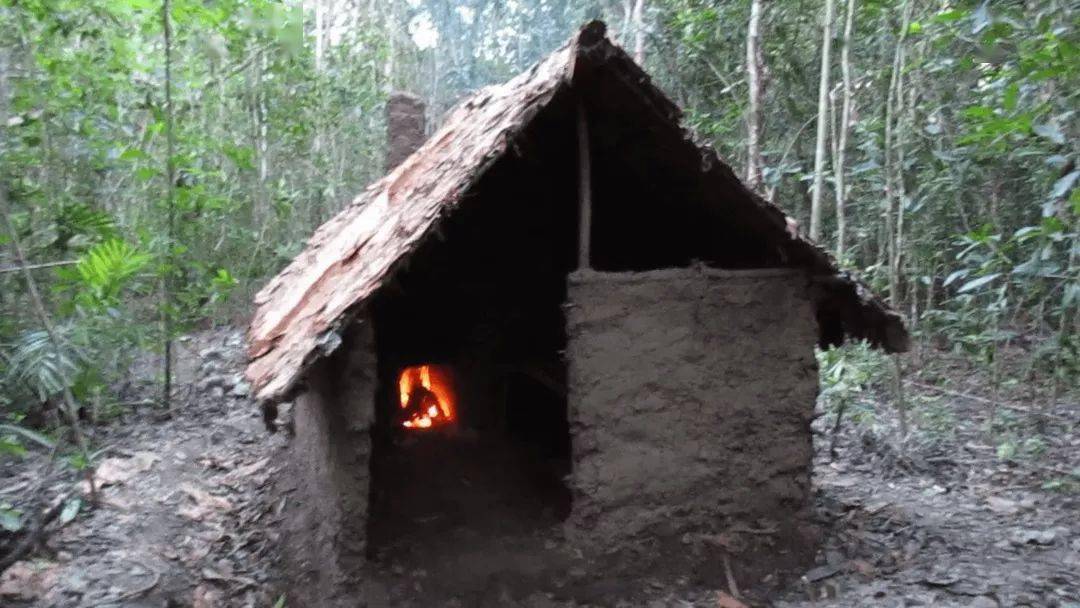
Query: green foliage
0 423 56 451
996 433 1048 463
912 395 957 438
818 343 888 426
4 329 81 402
1041 470 1080 493
0 0 389 431
0 503 24 533
57 238 151 311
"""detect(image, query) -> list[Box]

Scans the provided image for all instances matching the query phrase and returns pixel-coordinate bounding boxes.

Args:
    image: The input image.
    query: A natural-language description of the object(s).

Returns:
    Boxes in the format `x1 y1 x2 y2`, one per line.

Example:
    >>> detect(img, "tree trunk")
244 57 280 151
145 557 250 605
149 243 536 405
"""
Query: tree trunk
894 82 915 307
314 0 325 73
383 0 398 90
161 0 177 411
893 354 908 441
632 0 646 64
619 0 633 47
255 50 269 226
833 0 856 260
745 0 766 192
810 0 837 242
311 0 327 225
884 0 912 308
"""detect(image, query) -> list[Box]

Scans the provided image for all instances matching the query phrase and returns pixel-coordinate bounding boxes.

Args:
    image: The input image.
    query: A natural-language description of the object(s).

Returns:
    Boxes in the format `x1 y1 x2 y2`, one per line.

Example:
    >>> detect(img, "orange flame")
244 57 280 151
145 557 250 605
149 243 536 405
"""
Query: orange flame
398 364 455 430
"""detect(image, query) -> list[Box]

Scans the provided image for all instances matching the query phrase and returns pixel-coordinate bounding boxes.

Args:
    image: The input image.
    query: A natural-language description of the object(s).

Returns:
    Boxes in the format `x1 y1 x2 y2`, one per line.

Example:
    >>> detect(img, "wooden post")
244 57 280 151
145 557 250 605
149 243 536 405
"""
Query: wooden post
576 102 592 270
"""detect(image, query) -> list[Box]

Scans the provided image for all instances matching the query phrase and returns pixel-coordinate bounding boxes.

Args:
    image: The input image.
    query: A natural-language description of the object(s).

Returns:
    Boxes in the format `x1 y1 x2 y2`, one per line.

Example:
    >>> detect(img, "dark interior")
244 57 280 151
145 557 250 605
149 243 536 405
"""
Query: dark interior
365 85 791 568
366 92 579 563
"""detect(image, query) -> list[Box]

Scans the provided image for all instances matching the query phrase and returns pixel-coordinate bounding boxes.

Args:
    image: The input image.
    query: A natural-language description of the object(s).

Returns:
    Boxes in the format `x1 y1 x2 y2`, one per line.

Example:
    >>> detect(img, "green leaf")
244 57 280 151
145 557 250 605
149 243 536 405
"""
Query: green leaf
118 148 148 162
996 440 1017 461
0 424 56 449
0 506 23 533
212 267 237 288
60 498 82 525
0 438 28 458
1033 123 1065 145
68 452 90 471
958 273 1002 293
1012 226 1042 240
1003 84 1018 111
72 238 151 308
1051 171 1079 199
6 331 81 401
943 269 969 287
933 9 967 23
1063 283 1079 308
135 167 158 182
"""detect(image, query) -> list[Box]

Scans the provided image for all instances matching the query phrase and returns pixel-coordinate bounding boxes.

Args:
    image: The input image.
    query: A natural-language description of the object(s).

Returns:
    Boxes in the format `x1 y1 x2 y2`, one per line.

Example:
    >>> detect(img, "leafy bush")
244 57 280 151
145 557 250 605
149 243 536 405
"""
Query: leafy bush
818 342 889 428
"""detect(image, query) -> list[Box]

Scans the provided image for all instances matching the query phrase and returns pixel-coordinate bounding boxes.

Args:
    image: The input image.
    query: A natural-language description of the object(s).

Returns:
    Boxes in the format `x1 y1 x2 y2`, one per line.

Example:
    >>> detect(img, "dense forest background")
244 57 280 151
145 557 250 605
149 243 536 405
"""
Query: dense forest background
0 0 1076 463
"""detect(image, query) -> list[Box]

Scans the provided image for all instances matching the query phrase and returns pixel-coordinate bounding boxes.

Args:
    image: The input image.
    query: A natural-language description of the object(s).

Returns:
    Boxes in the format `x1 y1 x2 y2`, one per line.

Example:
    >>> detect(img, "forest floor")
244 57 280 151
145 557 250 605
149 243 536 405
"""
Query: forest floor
0 329 1077 607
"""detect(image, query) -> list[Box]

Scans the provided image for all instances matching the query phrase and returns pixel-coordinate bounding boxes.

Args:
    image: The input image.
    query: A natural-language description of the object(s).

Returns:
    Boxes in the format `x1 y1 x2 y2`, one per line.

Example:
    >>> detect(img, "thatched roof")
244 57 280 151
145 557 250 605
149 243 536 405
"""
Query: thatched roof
245 21 908 404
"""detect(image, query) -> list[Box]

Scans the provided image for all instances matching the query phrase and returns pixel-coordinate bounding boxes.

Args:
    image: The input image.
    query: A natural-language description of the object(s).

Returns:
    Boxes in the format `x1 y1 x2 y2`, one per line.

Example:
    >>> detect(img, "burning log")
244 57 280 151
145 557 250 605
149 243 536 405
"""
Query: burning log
397 364 455 430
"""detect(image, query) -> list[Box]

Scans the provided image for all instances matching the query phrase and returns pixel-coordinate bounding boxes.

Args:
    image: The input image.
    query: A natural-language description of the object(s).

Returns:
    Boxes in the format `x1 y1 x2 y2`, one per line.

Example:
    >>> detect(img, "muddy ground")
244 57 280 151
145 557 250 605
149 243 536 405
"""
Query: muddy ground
0 329 1077 607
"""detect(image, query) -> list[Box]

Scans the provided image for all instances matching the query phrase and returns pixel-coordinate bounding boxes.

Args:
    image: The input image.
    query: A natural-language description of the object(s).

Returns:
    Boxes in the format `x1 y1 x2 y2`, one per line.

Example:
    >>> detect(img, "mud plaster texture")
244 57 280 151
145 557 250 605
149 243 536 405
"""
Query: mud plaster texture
280 320 377 607
565 267 821 581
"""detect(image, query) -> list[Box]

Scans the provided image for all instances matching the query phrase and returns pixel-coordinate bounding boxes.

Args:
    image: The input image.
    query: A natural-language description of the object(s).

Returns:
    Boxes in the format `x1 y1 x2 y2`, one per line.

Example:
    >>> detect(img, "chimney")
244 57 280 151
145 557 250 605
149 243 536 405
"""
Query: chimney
385 92 427 172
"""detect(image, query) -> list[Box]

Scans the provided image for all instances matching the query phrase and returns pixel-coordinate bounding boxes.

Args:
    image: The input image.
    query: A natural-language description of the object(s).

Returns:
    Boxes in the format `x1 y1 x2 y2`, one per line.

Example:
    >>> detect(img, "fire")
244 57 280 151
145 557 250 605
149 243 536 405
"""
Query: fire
397 364 455 430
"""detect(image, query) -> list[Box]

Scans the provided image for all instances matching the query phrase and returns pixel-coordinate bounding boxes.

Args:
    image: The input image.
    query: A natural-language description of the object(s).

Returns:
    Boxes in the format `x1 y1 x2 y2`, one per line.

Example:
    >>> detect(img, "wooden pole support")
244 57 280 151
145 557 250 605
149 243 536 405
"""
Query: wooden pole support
576 101 592 270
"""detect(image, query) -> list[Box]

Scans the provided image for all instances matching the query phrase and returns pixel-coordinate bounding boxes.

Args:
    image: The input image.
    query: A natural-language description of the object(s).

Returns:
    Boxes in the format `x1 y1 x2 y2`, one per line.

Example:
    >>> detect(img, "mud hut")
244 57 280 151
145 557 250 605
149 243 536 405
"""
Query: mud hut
245 21 907 604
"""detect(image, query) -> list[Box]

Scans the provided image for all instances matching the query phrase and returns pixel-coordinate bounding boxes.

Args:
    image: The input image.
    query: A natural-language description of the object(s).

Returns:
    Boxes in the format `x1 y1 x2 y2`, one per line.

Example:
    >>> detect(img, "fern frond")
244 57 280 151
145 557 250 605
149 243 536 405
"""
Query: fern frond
4 330 82 401
73 238 151 306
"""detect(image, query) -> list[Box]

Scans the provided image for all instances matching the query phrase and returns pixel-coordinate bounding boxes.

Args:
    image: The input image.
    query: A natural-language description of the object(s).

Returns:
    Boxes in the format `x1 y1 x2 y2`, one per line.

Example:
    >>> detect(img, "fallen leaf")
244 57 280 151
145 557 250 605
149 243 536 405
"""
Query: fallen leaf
865 500 891 514
193 583 224 608
201 568 257 589
986 496 1019 515
849 559 876 577
0 560 58 600
234 457 269 478
182 542 213 564
178 483 234 521
1010 529 1055 546
803 563 844 583
83 452 160 493
715 590 748 608
924 570 960 586
701 532 739 551
201 567 231 582
100 491 135 511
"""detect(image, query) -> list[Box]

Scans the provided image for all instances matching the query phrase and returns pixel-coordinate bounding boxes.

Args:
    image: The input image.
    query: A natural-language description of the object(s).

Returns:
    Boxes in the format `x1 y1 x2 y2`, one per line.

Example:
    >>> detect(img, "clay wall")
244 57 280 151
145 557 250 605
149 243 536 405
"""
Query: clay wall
565 268 820 576
279 321 377 607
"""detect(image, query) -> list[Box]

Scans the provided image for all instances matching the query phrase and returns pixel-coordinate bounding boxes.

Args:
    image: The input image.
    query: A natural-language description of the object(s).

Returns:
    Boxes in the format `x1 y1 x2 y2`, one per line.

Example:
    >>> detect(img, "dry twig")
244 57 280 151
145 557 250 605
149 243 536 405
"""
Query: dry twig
722 553 741 599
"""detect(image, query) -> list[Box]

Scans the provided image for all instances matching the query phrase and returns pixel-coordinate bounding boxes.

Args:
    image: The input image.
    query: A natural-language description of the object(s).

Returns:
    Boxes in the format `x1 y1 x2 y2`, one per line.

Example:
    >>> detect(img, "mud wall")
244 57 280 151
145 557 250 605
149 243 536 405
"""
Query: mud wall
280 320 376 607
565 268 820 574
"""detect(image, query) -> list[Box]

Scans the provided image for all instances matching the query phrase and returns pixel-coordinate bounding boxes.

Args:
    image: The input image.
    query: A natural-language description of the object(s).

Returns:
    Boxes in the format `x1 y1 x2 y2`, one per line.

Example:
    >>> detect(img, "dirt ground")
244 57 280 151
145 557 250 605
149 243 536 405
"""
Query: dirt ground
0 329 285 607
0 329 1077 607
